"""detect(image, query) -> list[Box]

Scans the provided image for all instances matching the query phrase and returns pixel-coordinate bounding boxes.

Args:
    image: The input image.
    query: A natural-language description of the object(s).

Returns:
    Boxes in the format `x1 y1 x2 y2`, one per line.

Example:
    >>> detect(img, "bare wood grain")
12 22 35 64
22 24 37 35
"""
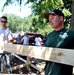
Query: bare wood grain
4 44 74 66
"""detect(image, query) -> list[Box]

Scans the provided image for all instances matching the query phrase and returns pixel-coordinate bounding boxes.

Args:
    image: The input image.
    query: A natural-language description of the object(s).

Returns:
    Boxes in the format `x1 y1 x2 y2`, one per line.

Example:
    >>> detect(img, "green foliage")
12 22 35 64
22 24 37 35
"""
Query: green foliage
1 0 72 34
1 0 24 12
2 14 30 33
63 0 72 11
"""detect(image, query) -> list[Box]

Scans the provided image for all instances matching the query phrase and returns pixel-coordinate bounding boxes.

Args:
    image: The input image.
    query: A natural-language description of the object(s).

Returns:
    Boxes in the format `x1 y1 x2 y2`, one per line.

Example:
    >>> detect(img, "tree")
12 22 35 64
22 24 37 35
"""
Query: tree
1 0 73 34
2 14 32 33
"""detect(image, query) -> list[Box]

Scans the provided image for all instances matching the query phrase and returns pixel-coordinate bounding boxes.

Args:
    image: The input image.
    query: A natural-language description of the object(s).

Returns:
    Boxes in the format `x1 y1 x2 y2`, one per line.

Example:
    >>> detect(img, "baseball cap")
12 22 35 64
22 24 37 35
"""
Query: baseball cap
44 9 64 19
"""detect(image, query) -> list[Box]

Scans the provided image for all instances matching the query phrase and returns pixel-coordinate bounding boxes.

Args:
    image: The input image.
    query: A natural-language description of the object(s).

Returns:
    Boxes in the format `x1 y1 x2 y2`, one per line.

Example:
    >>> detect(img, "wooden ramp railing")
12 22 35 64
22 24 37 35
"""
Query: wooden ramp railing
3 44 74 66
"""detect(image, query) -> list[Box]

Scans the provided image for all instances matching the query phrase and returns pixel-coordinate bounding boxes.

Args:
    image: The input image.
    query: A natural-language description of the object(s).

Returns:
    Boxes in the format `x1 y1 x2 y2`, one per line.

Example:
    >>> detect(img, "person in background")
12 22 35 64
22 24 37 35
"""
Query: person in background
44 9 74 75
16 34 21 44
0 16 13 47
43 34 47 46
21 33 29 45
35 34 42 46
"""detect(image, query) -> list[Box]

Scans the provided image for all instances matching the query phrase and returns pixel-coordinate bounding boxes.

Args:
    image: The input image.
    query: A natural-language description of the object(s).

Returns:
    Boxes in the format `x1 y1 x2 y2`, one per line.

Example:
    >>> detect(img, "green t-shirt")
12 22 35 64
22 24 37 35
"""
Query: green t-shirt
45 28 74 75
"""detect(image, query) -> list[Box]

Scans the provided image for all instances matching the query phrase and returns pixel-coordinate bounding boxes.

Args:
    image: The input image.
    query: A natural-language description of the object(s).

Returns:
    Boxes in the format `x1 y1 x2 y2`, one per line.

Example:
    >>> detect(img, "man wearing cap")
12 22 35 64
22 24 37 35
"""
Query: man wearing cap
44 9 74 75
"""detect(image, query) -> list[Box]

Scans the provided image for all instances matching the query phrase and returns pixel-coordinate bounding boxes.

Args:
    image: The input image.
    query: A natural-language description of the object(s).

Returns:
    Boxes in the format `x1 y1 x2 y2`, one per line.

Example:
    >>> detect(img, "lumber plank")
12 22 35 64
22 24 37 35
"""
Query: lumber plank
12 62 31 71
3 44 74 66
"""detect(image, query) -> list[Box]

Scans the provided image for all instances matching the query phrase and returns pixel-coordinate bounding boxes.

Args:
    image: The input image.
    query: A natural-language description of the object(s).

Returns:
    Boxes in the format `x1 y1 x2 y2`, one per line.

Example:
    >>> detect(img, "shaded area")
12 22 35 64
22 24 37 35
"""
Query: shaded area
10 55 45 74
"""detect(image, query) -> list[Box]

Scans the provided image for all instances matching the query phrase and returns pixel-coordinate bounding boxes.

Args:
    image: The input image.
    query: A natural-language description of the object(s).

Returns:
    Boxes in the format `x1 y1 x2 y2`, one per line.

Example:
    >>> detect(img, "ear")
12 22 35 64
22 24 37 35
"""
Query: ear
60 16 64 21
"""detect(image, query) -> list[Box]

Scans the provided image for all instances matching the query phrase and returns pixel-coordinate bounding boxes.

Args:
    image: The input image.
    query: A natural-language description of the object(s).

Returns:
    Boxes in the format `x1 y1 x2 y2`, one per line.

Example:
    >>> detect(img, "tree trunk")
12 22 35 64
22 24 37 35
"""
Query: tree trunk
70 0 74 30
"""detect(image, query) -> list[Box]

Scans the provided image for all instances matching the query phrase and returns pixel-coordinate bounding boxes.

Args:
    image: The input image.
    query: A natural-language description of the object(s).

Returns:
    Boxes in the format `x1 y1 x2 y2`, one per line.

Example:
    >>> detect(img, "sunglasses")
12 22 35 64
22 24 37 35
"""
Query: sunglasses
1 21 7 23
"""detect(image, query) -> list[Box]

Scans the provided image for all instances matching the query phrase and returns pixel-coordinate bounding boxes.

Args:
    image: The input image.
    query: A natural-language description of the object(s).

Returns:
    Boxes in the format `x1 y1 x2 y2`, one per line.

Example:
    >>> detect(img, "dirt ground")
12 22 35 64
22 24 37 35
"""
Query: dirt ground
10 56 45 75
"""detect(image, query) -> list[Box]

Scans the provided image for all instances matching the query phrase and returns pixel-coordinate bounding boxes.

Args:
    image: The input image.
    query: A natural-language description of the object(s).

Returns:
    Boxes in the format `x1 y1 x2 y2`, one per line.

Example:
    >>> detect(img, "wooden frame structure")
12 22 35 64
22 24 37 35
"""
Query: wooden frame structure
3 44 74 66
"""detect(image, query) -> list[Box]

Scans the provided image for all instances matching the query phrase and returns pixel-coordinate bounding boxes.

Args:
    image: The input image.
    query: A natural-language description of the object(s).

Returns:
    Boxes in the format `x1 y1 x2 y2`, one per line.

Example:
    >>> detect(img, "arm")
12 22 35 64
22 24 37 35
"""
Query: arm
8 30 13 44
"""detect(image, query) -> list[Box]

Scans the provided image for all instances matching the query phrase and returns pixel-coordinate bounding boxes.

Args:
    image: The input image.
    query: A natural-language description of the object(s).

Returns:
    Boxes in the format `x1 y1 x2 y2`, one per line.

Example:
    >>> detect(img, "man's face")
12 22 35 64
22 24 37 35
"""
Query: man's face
48 14 63 29
0 18 7 27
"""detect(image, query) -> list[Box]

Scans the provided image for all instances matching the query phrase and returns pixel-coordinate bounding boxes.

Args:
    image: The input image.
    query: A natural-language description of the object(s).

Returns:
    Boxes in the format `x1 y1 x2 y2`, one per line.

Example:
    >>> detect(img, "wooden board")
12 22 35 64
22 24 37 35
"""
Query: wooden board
3 44 74 66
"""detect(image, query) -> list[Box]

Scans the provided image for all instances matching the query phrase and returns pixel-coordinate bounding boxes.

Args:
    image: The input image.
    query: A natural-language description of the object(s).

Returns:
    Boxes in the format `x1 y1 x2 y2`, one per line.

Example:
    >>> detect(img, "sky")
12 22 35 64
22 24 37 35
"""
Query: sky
0 0 32 18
